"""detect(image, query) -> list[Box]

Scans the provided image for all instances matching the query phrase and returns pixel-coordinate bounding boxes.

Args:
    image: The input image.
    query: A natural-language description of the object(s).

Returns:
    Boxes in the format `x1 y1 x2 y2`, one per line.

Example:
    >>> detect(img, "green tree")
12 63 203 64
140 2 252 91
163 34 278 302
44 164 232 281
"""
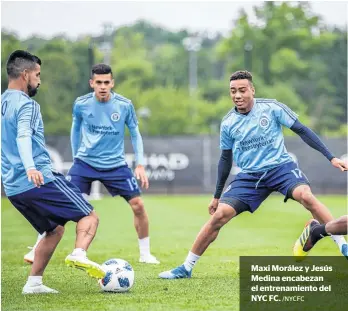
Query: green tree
216 2 343 134
35 40 79 134
1 31 22 92
1 8 346 137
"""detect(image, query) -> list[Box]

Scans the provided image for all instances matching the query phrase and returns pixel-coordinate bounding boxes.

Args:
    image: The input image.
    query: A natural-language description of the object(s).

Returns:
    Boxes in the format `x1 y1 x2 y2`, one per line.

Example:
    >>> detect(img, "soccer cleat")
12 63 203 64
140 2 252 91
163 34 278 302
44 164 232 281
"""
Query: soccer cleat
158 264 192 279
293 219 320 261
139 254 160 264
65 254 105 279
22 284 59 294
24 247 35 264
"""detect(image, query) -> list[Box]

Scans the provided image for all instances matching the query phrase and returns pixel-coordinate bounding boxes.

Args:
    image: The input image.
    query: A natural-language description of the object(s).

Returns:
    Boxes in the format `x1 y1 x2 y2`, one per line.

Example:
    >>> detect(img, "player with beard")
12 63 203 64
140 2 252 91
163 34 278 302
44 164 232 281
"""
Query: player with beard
2 50 105 294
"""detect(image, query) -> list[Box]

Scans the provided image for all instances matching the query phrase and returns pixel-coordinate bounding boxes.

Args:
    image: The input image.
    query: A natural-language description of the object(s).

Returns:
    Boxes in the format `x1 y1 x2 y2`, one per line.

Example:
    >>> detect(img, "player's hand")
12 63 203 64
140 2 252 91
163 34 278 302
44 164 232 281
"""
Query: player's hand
208 198 219 215
331 157 348 172
27 168 44 188
134 165 149 189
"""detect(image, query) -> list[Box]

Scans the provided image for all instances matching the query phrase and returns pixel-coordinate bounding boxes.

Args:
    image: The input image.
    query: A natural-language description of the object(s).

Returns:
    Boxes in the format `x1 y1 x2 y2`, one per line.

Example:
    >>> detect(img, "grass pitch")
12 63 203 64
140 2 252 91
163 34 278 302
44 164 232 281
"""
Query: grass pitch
1 194 346 311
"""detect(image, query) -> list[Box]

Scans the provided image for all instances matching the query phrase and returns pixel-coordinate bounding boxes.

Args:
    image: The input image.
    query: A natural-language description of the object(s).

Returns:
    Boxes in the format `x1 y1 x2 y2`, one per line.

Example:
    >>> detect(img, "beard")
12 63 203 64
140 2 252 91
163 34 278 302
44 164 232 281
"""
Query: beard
27 83 39 97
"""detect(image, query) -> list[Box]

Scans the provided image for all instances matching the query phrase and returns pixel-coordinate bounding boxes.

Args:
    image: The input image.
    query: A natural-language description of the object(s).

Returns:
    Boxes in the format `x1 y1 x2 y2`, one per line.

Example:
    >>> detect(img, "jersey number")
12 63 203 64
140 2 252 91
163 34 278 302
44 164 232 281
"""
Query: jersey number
291 168 303 179
127 177 139 191
1 100 8 116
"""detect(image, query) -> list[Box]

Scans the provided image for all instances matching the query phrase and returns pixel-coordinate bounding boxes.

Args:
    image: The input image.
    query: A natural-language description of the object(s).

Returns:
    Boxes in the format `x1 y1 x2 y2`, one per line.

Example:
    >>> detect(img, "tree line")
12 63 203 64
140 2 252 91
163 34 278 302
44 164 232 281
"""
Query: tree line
1 2 346 136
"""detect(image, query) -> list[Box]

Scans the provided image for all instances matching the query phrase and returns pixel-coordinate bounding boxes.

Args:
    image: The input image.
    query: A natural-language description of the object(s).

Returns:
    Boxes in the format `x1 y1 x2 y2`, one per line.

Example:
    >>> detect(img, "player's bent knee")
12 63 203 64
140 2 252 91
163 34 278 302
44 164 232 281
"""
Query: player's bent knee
129 197 145 216
212 204 236 229
292 185 311 201
300 189 316 207
132 204 145 217
211 213 228 229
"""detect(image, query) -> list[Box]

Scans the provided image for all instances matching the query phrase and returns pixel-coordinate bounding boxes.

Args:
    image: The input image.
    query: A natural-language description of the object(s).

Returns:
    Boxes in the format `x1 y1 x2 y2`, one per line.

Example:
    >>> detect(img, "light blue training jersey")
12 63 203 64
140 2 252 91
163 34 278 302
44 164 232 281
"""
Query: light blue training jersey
72 92 140 169
220 98 298 173
1 89 55 196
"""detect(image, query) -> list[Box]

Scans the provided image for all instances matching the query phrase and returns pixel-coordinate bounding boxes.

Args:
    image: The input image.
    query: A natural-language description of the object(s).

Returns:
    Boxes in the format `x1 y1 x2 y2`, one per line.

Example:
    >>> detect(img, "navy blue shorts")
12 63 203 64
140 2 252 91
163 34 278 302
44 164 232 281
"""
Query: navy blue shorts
220 161 310 213
67 159 141 201
8 173 93 234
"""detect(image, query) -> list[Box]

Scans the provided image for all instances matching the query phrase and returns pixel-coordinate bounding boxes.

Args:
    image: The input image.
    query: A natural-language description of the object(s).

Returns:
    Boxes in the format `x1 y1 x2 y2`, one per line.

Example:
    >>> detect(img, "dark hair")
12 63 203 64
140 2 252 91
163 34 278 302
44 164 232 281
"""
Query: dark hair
230 70 253 83
6 50 41 79
91 63 113 78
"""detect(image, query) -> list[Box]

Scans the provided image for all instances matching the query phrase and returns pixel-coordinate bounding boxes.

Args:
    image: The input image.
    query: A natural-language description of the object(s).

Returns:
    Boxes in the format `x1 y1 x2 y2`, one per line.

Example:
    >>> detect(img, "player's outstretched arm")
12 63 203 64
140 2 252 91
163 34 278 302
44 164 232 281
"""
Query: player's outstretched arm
290 119 347 171
129 126 149 189
16 103 44 187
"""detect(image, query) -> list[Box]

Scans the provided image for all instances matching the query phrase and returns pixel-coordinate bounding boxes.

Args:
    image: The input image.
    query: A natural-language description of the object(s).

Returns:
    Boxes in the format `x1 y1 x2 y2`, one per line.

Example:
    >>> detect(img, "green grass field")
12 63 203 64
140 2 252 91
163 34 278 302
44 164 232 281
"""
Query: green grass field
1 194 347 311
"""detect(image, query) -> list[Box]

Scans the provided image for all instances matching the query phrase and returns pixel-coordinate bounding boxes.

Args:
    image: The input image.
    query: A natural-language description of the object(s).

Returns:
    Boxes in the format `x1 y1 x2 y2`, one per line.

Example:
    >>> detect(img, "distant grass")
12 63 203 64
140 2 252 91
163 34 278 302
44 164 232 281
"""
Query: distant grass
1 194 347 311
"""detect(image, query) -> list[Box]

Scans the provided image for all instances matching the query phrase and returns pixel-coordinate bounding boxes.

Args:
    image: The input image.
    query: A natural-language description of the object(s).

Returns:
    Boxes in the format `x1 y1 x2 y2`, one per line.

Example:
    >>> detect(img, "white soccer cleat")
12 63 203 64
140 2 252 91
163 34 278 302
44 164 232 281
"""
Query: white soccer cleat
22 284 59 294
139 254 160 264
65 254 106 279
24 247 35 264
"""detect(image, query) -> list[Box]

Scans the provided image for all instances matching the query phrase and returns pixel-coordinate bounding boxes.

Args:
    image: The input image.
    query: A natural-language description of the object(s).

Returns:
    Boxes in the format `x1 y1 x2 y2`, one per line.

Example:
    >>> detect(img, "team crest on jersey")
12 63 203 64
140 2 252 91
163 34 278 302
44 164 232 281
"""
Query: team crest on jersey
66 175 72 182
259 116 270 129
111 112 120 122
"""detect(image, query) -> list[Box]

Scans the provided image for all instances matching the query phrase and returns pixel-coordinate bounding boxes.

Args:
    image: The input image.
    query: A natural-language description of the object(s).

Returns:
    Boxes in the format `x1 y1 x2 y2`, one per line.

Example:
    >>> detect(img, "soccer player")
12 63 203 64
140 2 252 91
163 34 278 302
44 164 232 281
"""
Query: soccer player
294 216 348 259
2 50 105 294
159 70 348 279
25 64 159 264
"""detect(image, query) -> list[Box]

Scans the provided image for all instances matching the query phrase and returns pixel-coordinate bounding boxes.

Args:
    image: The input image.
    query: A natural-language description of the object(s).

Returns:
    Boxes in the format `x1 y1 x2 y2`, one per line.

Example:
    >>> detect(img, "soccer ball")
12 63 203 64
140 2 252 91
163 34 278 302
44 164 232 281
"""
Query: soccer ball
98 258 135 293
